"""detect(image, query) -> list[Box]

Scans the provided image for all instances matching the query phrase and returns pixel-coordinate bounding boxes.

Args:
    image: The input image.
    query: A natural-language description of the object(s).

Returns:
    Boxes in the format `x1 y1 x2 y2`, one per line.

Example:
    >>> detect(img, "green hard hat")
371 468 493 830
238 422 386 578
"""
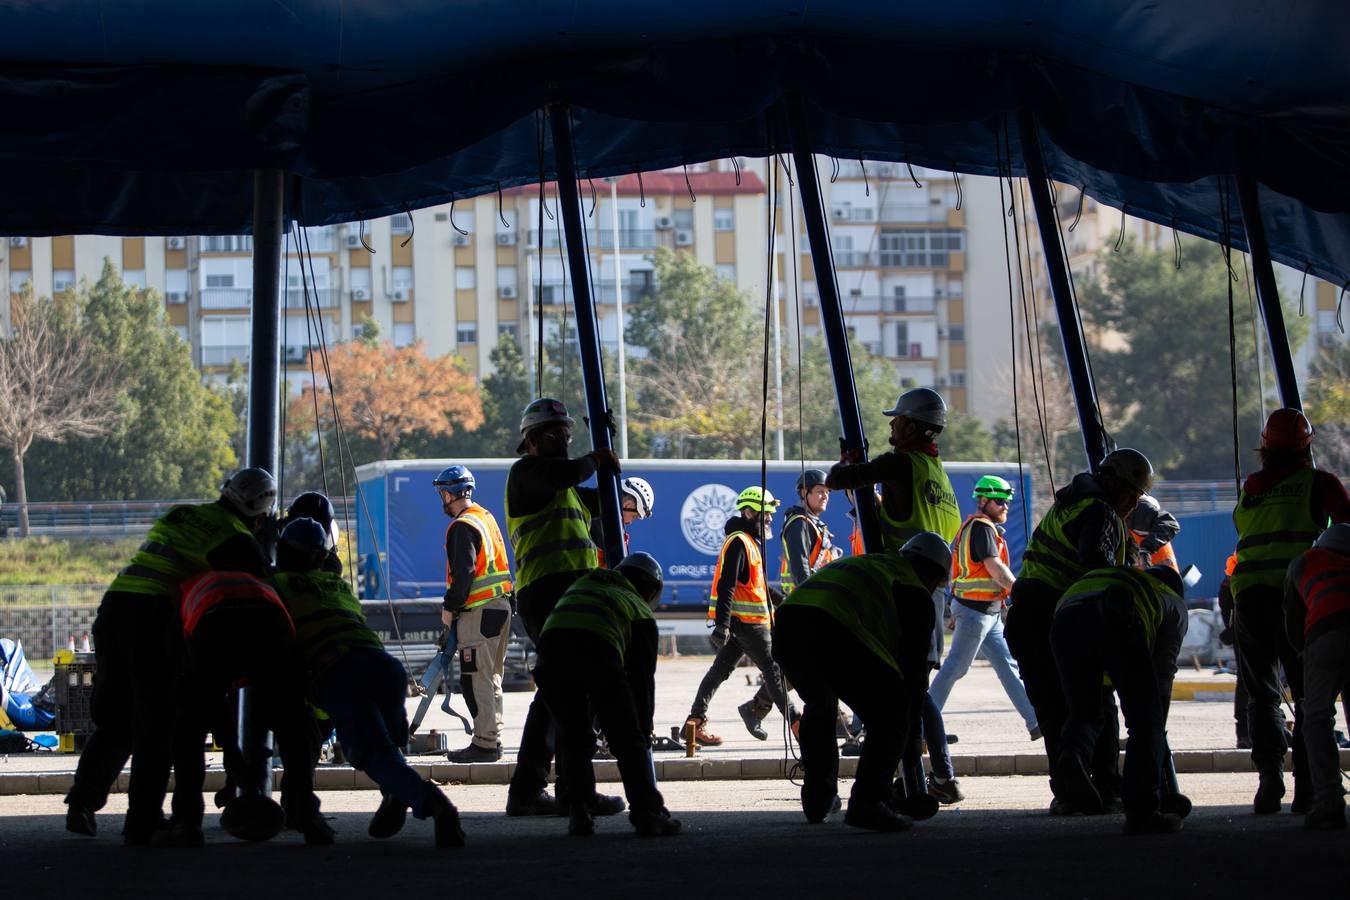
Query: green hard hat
972 475 1015 501
735 485 779 513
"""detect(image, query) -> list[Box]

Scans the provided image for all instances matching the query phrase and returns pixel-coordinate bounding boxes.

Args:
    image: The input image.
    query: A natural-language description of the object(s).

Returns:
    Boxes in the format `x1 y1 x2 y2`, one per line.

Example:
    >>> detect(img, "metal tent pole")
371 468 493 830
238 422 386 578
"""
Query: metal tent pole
1017 111 1110 469
1236 176 1302 409
786 99 882 552
547 105 625 567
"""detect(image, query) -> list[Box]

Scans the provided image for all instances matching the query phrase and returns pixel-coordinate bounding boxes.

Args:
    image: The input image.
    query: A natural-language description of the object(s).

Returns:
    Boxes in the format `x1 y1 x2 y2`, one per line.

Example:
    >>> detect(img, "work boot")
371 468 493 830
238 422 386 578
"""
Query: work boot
446 743 501 764
630 807 682 837
368 794 408 838
1051 753 1103 815
927 775 965 805
844 799 913 833
428 790 466 848
1290 777 1313 814
567 802 595 837
1124 810 1184 835
1254 769 1285 814
555 793 625 817
1029 725 1043 741
1160 792 1193 819
221 795 286 842
122 815 172 847
506 789 559 816
160 821 206 848
738 701 769 741
295 815 337 846
1304 799 1347 831
802 792 842 824
65 802 96 837
681 717 723 747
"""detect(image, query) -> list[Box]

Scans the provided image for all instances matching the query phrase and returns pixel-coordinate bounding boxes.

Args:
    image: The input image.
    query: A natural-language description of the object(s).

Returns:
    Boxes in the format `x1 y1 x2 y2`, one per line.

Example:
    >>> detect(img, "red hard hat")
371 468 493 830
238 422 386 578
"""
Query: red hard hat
1260 408 1313 450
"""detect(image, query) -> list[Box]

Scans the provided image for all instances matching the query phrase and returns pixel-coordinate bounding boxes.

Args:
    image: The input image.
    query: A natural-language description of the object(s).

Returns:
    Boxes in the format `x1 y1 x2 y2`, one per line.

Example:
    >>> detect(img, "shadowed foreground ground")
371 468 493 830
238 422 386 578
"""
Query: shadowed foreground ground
0 775 1341 899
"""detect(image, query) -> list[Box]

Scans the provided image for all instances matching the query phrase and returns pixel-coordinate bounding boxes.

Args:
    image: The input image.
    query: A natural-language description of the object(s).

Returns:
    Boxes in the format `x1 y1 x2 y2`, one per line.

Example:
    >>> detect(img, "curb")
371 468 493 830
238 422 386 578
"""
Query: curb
4 748 1344 796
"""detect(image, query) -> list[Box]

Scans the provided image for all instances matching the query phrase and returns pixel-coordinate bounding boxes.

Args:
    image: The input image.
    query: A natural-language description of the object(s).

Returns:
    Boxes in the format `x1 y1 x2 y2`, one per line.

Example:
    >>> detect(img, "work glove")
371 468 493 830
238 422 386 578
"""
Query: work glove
710 627 729 650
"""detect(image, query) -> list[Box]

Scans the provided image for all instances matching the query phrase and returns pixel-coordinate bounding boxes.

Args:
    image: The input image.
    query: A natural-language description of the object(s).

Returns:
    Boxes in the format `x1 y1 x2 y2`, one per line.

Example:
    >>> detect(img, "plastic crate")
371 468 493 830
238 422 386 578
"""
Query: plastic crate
53 649 97 751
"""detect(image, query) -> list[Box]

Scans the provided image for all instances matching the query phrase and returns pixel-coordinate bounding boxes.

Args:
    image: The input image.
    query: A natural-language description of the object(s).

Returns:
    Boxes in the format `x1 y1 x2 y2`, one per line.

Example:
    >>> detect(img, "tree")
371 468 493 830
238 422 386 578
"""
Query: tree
292 338 484 461
777 334 899 461
22 261 239 501
1075 238 1305 480
1304 342 1350 476
0 290 121 535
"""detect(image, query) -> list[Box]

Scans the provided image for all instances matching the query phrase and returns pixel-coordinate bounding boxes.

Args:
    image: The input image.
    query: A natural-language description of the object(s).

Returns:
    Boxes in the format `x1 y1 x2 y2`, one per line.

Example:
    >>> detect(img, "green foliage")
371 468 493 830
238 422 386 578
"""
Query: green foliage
941 410 1002 462
1304 342 1350 476
778 335 899 460
0 536 141 586
1076 238 1306 480
22 260 238 499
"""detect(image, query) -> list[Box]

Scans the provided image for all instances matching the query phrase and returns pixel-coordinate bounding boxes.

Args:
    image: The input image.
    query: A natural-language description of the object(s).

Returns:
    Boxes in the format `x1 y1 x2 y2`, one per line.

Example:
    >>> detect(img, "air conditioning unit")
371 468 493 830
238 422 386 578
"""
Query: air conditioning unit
831 207 848 220
496 233 518 246
654 216 674 231
166 237 185 249
344 234 362 248
499 285 518 299
453 234 471 247
392 290 407 301
352 288 368 300
9 236 28 248
674 229 694 246
284 346 309 362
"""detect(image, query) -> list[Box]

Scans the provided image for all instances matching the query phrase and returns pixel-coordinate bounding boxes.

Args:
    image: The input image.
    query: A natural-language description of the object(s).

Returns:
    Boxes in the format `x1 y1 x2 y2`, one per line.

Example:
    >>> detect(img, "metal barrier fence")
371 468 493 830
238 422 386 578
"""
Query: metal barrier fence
0 497 358 537
0 584 105 661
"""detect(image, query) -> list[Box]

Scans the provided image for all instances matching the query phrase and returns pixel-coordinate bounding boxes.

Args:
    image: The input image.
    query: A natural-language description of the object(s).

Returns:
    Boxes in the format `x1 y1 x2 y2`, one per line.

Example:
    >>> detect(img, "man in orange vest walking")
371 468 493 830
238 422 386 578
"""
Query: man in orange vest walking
683 486 797 746
435 465 516 764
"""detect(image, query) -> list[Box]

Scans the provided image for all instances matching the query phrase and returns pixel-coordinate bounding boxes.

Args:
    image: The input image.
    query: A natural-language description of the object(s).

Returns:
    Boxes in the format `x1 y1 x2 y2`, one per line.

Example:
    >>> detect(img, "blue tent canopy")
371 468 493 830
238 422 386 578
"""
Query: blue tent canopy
2 1 1348 286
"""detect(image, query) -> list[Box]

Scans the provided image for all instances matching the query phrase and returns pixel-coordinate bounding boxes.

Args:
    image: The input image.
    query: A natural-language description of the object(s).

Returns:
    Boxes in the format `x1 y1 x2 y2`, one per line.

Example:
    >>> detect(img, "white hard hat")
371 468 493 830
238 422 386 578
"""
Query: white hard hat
221 467 278 517
1314 523 1350 556
621 477 655 519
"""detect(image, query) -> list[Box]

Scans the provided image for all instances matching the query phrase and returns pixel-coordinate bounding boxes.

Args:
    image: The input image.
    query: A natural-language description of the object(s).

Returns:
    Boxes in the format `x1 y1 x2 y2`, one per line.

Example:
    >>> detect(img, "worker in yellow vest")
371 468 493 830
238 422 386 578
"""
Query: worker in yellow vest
683 486 797 746
1050 565 1190 834
535 552 681 838
503 398 625 820
65 467 275 844
773 533 953 832
1232 408 1350 814
435 465 515 764
1005 448 1150 814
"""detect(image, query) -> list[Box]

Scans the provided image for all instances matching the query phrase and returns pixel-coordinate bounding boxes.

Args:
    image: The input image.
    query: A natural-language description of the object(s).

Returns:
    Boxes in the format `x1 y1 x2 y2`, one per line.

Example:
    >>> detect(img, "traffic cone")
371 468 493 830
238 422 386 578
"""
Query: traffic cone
80 633 91 652
67 634 76 651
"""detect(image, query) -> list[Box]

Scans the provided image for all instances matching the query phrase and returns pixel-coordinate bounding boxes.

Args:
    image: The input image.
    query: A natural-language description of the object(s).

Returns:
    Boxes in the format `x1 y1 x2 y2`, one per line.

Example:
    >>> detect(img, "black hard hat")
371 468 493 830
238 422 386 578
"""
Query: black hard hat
796 469 828 492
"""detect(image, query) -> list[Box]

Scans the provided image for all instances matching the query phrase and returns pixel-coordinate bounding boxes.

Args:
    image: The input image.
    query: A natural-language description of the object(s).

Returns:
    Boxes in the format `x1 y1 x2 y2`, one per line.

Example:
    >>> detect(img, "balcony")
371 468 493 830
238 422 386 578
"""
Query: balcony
525 229 661 250
878 203 943 224
840 295 938 314
200 236 253 253
284 288 339 309
830 207 876 223
201 345 249 366
201 287 251 309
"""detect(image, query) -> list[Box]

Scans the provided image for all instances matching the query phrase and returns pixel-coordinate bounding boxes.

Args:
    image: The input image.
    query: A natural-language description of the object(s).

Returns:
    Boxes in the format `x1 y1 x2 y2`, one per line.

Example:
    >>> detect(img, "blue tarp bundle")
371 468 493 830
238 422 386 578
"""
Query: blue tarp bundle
0 2 1347 287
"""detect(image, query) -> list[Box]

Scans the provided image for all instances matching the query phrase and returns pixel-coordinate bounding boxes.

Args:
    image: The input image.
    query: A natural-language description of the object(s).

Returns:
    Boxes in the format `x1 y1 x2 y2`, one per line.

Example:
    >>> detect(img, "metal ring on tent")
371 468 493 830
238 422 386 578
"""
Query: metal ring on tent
1114 205 1127 251
1298 263 1311 316
448 200 469 236
1067 185 1086 232
906 162 922 189
1173 218 1183 269
683 164 696 203
731 155 742 187
399 205 414 248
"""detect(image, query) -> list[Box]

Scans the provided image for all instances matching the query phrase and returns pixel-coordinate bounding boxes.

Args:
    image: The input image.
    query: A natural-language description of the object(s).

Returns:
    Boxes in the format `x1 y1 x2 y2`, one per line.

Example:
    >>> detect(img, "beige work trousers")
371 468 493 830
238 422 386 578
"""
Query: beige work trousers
455 595 513 748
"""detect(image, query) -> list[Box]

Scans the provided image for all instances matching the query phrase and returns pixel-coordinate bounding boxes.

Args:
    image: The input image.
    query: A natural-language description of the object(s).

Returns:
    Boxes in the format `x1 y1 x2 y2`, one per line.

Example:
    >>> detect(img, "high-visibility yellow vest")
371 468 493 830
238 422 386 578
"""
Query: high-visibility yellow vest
271 570 385 676
506 484 598 593
952 514 1010 601
1021 497 1129 592
541 568 653 656
1232 469 1325 596
783 554 928 673
1057 567 1177 649
708 532 770 624
877 452 961 549
779 513 831 595
109 502 255 598
446 503 514 610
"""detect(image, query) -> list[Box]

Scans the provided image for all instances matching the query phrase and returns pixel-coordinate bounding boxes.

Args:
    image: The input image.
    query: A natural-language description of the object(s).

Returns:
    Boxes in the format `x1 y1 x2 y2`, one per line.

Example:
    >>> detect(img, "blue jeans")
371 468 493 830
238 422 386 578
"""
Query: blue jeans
929 602 1038 730
314 647 437 818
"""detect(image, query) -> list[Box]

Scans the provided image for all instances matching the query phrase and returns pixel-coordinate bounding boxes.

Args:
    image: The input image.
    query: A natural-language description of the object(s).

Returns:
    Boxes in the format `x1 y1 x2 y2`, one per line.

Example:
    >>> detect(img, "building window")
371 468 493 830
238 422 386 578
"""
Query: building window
392 323 416 347
714 208 735 232
498 322 519 341
455 268 476 290
673 209 694 231
392 266 413 293
122 269 147 290
390 213 413 235
949 371 967 387
8 271 31 294
878 229 964 268
206 273 235 288
457 322 478 344
715 264 736 283
947 325 965 342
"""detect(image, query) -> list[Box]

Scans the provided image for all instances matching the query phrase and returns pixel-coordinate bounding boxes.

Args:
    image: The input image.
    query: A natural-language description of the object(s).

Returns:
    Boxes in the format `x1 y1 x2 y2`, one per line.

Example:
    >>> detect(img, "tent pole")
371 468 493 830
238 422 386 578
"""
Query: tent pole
786 98 882 552
547 105 625 567
1236 176 1301 409
1017 111 1110 470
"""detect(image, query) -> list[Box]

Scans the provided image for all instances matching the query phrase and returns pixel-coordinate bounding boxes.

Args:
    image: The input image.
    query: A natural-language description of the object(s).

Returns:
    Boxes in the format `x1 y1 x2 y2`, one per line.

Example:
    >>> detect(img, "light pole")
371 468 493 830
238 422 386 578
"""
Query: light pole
608 176 630 457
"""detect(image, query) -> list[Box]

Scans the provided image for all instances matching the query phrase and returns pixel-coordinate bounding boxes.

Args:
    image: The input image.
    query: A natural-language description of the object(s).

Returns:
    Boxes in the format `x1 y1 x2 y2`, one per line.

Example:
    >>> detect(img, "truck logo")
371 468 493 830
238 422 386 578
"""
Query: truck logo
681 483 738 556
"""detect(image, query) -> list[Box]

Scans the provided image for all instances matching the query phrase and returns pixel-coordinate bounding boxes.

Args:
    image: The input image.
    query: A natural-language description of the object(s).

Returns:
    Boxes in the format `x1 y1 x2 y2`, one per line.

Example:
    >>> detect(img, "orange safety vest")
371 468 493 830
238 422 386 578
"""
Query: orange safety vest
446 503 515 610
180 571 293 639
849 519 864 556
779 513 829 594
708 532 770 624
951 514 1011 601
1130 529 1179 572
595 531 631 569
1296 547 1350 640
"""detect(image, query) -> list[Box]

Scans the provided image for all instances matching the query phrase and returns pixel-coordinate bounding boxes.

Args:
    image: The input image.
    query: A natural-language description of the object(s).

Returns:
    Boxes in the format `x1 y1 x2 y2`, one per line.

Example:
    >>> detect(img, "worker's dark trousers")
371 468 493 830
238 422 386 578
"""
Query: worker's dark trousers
689 620 794 720
1006 580 1070 786
170 604 319 828
774 604 929 814
65 592 176 836
1051 597 1165 819
1234 586 1308 783
509 570 587 804
535 631 664 816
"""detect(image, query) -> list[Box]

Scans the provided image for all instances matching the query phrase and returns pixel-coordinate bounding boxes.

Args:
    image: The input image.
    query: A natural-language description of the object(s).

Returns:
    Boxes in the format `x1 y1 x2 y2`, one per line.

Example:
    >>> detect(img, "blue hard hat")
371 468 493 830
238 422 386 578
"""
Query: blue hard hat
433 465 475 495
278 517 330 570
